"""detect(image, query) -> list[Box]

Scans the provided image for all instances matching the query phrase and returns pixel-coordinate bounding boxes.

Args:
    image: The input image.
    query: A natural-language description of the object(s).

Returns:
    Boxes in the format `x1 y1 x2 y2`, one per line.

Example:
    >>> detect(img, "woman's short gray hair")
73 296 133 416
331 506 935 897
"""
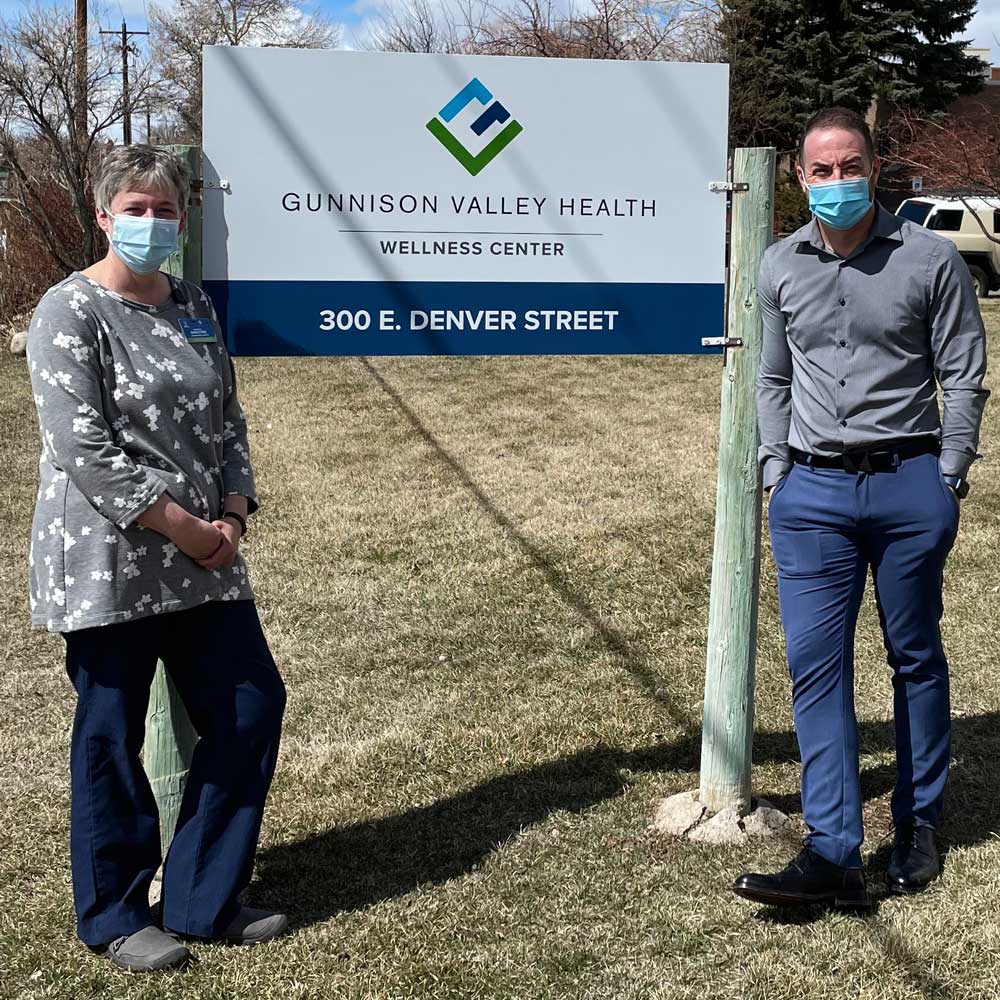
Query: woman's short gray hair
93 145 191 215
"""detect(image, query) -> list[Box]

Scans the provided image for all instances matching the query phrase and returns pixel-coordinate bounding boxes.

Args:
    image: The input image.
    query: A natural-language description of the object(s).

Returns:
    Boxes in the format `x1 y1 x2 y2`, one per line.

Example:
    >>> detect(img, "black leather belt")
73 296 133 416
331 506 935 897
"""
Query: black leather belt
791 437 940 473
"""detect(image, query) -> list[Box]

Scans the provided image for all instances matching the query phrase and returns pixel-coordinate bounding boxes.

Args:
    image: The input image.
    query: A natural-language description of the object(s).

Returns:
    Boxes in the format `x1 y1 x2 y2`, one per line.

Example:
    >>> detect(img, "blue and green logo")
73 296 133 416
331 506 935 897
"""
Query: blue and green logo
426 78 523 176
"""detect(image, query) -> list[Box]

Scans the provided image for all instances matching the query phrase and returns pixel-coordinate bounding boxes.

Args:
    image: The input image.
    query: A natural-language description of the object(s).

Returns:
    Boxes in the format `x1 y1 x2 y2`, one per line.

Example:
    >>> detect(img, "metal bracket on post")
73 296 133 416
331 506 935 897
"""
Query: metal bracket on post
702 336 744 366
200 179 231 192
709 179 750 363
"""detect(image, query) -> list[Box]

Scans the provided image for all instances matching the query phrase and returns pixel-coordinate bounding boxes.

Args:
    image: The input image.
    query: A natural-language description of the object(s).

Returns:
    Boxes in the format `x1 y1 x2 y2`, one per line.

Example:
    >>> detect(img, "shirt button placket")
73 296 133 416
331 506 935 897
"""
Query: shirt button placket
836 267 848 441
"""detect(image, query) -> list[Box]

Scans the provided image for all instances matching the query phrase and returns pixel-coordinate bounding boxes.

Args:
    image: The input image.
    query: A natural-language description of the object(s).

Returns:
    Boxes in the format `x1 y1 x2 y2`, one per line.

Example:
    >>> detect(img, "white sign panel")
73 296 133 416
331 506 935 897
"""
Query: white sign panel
202 48 729 355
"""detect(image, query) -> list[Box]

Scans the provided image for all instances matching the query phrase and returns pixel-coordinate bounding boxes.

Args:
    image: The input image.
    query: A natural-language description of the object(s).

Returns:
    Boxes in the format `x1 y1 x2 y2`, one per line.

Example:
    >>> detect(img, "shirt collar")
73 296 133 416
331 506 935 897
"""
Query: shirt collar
798 204 904 256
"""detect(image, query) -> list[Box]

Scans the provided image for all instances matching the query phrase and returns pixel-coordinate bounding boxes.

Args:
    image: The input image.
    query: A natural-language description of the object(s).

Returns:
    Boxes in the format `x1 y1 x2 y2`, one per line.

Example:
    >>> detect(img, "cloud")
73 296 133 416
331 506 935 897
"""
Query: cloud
963 0 1000 62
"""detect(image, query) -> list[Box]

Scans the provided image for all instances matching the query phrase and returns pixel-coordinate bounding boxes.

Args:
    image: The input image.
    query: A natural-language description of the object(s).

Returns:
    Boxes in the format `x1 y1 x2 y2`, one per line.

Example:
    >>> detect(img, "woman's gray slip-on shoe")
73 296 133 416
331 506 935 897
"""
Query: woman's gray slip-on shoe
219 906 289 945
105 926 191 972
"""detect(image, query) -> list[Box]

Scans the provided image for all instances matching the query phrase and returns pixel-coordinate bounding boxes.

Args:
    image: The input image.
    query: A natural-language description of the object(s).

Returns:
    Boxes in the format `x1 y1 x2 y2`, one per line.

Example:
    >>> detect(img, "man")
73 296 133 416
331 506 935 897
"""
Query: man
733 107 989 908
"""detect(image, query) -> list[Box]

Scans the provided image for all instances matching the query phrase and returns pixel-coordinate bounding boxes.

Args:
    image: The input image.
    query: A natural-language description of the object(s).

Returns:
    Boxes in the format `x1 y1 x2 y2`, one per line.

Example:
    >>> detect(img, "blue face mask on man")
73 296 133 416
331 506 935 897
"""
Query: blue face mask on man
807 174 874 230
108 213 180 274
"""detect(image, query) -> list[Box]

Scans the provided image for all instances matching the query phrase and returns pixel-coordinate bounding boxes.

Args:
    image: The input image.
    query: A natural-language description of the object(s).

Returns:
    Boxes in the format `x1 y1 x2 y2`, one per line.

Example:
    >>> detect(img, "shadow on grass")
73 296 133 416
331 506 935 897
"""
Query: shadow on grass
357 358 696 734
255 712 1000 932
256 737 700 926
752 897 956 1000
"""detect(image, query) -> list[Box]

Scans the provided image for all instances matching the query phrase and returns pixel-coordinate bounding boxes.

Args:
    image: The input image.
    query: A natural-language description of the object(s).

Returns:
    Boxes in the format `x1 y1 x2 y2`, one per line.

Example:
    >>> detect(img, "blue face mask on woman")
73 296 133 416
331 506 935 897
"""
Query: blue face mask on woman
807 174 874 230
109 214 180 274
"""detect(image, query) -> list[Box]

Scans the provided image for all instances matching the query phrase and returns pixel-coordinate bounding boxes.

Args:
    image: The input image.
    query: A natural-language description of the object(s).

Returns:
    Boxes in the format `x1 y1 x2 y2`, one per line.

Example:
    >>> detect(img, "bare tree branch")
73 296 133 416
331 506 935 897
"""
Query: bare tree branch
0 6 148 270
364 0 720 61
883 103 1000 244
149 0 340 140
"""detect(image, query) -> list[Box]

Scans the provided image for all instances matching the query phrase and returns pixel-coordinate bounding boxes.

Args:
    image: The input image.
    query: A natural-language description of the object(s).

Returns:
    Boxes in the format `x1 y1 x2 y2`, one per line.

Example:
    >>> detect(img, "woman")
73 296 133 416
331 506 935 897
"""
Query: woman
26 145 287 972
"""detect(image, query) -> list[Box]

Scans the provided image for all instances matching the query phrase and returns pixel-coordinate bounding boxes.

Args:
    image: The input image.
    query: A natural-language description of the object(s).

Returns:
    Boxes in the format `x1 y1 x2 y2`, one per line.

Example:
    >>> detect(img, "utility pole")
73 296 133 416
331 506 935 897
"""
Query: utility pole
100 21 149 145
74 0 87 141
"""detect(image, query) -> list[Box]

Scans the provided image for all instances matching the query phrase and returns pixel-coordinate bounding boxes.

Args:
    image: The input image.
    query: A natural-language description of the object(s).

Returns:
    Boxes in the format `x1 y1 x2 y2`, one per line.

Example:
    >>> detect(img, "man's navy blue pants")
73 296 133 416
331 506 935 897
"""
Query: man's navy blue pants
768 450 959 870
63 600 286 947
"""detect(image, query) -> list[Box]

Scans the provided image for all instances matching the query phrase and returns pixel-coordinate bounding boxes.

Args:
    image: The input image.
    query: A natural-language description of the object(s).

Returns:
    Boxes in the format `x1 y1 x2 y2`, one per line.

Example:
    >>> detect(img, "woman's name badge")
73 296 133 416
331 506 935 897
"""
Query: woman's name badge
178 318 217 344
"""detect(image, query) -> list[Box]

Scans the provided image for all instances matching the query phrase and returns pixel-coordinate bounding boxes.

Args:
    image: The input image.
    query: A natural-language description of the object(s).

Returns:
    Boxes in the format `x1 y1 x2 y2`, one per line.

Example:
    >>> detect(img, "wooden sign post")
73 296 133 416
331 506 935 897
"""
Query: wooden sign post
698 147 776 816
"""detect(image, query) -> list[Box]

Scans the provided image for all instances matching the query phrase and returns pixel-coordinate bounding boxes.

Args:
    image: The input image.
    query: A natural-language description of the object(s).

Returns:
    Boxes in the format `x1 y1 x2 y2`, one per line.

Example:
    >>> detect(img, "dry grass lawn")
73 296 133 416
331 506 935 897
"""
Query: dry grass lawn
0 302 997 1000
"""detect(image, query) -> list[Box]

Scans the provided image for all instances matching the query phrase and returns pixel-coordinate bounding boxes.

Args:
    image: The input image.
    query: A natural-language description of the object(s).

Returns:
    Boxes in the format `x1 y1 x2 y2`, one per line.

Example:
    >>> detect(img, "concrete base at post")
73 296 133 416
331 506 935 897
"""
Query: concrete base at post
651 789 800 845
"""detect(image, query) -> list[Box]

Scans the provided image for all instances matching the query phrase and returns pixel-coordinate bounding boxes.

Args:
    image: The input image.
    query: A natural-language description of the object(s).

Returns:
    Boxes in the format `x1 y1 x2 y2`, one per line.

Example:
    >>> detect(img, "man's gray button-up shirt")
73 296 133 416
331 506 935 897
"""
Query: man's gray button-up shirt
756 205 990 489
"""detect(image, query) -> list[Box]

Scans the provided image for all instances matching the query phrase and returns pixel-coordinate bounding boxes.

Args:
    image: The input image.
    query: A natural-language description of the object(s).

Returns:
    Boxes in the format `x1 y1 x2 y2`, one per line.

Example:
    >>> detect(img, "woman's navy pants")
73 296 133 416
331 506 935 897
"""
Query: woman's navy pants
63 600 285 947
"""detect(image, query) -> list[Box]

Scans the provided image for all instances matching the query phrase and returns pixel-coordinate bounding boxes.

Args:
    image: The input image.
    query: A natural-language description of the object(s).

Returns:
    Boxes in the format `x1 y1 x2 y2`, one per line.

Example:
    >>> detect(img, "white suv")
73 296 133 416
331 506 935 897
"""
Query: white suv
896 195 1000 297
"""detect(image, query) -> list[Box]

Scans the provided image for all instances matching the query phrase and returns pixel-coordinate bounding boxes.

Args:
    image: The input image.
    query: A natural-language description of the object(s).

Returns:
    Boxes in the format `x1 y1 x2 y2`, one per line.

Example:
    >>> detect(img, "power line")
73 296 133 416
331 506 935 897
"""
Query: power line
99 21 149 145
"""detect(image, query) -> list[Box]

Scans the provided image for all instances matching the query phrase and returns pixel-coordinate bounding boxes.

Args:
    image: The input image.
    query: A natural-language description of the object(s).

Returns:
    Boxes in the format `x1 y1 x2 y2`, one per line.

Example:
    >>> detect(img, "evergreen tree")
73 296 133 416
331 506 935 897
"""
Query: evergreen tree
720 0 984 153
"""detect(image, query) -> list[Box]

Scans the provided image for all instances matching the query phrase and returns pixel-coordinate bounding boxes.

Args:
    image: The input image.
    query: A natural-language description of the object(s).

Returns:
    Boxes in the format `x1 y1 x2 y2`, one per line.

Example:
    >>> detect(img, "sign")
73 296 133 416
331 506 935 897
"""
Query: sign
202 49 729 356
912 177 924 193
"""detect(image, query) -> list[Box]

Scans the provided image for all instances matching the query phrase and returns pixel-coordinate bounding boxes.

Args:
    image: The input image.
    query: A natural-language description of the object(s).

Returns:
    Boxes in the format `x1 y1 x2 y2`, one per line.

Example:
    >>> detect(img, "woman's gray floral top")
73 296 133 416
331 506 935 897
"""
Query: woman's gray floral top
26 273 258 633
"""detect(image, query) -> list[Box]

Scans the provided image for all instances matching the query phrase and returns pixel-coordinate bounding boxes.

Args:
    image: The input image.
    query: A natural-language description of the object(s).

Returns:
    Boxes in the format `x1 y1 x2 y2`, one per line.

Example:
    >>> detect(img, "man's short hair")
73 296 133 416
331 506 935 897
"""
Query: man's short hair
798 107 874 166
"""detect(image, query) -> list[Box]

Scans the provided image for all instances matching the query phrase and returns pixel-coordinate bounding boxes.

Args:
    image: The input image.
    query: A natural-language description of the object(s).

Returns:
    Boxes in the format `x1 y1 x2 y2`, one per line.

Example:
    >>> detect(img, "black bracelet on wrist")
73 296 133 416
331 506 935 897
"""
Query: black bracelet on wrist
223 511 248 537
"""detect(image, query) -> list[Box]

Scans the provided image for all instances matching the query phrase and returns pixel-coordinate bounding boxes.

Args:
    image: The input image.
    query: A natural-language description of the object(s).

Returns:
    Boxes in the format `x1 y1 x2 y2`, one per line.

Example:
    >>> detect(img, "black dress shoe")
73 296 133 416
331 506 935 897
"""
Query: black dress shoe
887 822 940 895
733 846 870 908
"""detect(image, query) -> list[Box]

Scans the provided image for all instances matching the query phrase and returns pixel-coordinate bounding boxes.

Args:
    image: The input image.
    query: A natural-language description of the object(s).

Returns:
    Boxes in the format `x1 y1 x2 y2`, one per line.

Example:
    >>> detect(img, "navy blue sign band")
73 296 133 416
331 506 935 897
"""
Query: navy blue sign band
205 280 724 357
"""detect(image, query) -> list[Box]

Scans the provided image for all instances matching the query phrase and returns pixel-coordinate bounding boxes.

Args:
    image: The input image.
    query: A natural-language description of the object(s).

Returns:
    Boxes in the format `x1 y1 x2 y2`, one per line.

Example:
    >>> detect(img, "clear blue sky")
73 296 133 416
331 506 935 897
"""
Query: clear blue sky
1 0 999 64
